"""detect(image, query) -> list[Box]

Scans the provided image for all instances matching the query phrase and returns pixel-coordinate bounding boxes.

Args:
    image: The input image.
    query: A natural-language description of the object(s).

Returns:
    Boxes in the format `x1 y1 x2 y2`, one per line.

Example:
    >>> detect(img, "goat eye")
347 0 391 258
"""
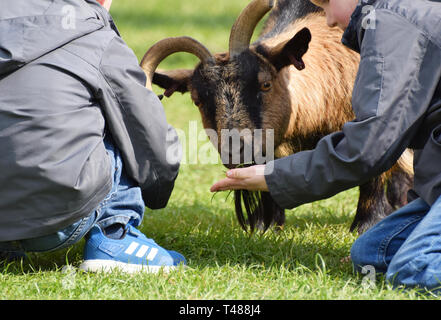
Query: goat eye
194 100 202 107
261 82 272 92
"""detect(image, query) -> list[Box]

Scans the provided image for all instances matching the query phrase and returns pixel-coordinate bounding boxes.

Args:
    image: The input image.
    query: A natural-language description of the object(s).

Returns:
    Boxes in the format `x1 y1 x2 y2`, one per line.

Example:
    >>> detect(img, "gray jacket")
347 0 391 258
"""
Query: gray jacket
266 0 441 209
0 0 181 241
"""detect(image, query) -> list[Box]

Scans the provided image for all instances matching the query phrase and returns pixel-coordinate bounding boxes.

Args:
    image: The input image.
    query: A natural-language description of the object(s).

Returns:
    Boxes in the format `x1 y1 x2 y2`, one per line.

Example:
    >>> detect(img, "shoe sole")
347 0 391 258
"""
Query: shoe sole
79 259 177 274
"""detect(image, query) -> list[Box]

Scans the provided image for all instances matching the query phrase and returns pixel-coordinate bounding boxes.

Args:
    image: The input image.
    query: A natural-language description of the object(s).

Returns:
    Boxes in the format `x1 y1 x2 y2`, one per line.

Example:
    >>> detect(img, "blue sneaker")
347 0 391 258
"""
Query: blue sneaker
79 224 186 273
167 250 187 266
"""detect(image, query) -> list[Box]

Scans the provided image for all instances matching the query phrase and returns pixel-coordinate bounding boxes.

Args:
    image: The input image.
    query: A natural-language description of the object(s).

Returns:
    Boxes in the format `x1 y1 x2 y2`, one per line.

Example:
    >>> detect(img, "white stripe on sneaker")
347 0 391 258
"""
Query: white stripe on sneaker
135 245 149 258
146 248 158 261
124 242 139 255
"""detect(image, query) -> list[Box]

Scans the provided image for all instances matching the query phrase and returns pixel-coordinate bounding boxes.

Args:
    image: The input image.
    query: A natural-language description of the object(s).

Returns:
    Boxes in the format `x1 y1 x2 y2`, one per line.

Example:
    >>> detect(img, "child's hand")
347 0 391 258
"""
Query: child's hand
210 165 269 192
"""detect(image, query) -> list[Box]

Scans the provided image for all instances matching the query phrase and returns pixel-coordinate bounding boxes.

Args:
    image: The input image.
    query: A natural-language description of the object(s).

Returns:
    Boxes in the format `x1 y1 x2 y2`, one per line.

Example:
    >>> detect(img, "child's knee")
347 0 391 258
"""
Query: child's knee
386 253 441 291
350 231 387 274
350 235 373 271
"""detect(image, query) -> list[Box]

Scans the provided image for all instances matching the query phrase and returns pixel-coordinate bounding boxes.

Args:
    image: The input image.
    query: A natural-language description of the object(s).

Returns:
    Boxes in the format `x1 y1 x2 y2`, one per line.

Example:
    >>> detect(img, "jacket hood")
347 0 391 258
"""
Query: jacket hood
0 0 106 76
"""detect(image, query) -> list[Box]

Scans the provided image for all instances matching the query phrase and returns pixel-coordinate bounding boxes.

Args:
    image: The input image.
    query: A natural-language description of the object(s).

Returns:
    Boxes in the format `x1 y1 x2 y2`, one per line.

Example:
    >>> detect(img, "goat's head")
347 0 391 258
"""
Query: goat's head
142 0 311 169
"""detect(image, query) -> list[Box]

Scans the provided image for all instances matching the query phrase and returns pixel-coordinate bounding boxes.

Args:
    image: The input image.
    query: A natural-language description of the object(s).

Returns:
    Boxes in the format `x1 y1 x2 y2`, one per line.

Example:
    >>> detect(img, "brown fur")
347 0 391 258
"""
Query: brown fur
259 13 359 156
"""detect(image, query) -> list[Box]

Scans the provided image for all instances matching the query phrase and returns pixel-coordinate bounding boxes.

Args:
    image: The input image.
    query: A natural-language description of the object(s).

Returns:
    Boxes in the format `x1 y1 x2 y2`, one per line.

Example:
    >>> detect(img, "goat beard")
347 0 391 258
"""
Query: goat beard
231 163 285 233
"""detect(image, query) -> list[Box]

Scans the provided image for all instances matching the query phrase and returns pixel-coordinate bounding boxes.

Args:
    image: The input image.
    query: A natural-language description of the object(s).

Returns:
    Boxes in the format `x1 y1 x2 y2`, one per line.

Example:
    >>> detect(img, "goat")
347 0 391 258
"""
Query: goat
140 0 414 234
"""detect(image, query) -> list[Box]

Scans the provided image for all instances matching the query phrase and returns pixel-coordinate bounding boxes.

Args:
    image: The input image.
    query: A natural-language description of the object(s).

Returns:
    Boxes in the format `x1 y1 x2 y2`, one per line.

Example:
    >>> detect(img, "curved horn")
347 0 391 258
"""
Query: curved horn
229 0 275 57
141 36 214 90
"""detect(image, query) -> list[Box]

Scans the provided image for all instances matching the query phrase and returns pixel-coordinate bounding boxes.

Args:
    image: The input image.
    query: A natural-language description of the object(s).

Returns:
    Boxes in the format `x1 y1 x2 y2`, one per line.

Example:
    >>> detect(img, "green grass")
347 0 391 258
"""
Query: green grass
0 0 438 300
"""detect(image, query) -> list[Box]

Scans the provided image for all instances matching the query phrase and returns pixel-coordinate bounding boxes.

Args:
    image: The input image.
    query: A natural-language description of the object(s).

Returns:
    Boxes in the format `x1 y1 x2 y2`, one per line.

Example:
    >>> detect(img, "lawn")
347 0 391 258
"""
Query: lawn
0 0 437 300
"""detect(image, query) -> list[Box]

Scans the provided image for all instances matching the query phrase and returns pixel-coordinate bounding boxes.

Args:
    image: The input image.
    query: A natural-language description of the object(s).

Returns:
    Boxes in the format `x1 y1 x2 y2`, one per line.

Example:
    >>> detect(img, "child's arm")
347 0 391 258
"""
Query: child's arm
98 36 181 210
263 11 441 209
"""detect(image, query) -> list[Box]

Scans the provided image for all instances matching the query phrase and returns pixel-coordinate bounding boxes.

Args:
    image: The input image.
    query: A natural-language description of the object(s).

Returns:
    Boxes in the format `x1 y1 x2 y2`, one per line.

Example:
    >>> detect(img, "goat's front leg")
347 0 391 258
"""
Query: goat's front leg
386 169 414 209
350 174 393 235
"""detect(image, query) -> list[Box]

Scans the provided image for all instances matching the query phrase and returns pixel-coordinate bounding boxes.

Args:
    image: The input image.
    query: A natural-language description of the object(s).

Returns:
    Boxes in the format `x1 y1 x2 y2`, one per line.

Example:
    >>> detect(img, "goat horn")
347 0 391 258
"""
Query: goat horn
229 0 275 57
141 36 214 90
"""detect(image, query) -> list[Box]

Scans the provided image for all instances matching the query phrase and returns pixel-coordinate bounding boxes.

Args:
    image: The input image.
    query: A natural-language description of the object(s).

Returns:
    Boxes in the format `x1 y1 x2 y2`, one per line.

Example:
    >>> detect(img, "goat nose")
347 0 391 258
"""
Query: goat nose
220 136 248 169
227 136 245 154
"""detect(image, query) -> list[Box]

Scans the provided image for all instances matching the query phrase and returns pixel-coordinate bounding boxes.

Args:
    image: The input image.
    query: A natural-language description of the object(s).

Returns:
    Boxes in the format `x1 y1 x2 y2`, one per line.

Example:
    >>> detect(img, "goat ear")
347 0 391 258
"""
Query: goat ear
258 27 312 71
152 69 193 97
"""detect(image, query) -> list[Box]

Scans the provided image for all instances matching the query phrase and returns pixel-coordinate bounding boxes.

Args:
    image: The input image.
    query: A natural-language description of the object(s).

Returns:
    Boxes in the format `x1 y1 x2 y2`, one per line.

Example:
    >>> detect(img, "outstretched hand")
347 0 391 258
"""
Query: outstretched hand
210 165 269 193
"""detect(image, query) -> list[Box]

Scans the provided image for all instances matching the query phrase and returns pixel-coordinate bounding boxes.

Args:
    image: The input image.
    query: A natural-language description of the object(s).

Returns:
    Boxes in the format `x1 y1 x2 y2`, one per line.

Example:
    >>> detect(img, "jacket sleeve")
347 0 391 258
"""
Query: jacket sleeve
265 10 441 209
98 36 181 209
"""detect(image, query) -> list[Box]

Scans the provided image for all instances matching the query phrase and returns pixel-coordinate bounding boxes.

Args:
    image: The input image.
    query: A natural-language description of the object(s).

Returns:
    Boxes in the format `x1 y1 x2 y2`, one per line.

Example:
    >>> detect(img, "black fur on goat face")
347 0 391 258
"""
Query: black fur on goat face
190 51 265 136
191 50 279 166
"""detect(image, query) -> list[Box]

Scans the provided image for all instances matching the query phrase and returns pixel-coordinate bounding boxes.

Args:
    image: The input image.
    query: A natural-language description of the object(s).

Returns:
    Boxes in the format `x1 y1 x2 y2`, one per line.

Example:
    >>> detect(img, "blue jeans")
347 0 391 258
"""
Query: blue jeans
0 135 145 253
351 195 441 291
